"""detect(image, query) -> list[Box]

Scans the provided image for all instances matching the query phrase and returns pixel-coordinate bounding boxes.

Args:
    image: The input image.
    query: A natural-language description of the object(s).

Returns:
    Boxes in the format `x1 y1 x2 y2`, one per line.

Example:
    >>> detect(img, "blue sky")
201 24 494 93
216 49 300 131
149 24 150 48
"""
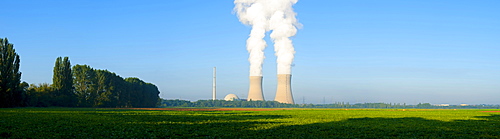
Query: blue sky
1 0 499 104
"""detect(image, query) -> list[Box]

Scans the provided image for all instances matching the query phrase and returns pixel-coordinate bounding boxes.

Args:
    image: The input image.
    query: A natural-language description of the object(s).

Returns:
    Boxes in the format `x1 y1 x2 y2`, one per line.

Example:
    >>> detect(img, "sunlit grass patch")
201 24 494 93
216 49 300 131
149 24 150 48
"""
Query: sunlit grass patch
1 108 499 138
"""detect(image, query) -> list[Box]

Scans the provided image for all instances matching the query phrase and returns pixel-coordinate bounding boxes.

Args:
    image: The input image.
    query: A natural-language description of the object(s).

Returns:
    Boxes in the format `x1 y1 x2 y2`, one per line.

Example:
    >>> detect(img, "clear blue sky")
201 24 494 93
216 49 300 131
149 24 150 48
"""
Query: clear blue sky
1 0 499 105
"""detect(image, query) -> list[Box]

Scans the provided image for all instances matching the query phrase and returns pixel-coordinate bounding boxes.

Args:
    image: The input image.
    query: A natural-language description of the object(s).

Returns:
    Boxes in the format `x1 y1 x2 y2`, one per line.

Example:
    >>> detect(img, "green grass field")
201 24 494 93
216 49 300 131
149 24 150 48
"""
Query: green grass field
1 108 499 138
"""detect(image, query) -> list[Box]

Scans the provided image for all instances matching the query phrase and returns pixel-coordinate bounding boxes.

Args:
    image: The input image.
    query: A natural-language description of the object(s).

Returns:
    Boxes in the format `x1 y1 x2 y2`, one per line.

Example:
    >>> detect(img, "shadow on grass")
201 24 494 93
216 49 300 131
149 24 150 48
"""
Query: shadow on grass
0 110 288 138
248 114 500 138
2 109 499 138
73 114 500 138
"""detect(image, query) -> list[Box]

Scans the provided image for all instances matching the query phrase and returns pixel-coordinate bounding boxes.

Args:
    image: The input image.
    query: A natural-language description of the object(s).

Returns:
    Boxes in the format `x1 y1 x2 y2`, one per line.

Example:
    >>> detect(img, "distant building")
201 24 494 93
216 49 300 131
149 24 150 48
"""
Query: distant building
224 94 240 101
460 104 469 106
434 104 450 106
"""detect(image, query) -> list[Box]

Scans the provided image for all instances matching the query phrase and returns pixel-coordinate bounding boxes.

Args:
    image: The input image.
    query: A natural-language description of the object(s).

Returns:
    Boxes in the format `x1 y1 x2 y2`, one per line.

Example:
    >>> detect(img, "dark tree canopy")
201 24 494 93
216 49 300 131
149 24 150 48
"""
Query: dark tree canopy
125 77 160 107
70 65 160 108
26 83 54 107
26 63 160 108
0 38 23 107
53 57 73 93
0 38 160 108
73 64 97 107
52 57 75 106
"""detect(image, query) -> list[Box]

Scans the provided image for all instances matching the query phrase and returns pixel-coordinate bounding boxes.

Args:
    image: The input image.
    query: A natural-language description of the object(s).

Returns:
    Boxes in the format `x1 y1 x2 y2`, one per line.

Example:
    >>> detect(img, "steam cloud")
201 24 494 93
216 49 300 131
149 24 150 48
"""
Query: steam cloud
234 0 300 76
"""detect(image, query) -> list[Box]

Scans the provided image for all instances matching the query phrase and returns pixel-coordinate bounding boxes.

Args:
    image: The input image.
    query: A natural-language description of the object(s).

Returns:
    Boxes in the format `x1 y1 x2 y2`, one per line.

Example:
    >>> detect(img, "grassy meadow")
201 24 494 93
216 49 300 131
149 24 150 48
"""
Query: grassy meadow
1 108 499 138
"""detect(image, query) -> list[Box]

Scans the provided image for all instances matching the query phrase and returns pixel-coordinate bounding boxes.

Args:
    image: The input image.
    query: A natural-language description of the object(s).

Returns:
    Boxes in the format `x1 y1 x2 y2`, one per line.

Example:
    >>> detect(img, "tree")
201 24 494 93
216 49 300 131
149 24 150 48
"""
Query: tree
125 77 160 107
19 81 29 106
95 69 123 107
71 65 160 108
0 38 23 107
52 57 75 106
125 78 145 107
26 83 54 107
72 64 97 107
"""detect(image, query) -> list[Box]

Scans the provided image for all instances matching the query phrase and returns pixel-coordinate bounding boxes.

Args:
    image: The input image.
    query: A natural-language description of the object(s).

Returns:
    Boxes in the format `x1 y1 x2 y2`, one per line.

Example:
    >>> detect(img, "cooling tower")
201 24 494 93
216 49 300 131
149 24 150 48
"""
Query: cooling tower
274 74 294 104
247 76 264 101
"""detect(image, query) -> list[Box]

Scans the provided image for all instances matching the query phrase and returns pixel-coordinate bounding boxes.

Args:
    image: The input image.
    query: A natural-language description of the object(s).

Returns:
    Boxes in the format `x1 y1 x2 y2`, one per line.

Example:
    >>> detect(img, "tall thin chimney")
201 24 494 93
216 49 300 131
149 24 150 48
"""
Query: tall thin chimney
247 76 264 101
213 67 216 100
274 74 294 104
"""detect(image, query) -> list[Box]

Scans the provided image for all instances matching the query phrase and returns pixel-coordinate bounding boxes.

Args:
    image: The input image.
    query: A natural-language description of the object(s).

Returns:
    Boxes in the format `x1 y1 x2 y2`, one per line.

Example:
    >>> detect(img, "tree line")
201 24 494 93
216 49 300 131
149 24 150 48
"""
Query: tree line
160 99 297 108
161 99 500 109
0 38 160 108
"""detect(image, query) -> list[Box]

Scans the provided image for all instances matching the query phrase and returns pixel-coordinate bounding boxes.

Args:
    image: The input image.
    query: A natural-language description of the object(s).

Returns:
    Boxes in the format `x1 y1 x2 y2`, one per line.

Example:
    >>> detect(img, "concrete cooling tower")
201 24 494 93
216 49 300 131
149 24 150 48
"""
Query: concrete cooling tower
247 76 264 101
274 74 294 104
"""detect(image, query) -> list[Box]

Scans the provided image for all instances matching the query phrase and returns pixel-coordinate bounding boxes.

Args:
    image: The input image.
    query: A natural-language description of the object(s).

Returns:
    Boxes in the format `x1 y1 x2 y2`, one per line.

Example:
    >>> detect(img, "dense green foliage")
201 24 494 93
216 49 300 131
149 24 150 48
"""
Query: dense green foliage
26 64 160 108
161 99 296 108
124 77 161 107
52 57 76 107
25 83 54 107
0 38 24 108
73 64 99 107
1 108 499 138
22 60 160 108
161 99 500 109
0 38 160 107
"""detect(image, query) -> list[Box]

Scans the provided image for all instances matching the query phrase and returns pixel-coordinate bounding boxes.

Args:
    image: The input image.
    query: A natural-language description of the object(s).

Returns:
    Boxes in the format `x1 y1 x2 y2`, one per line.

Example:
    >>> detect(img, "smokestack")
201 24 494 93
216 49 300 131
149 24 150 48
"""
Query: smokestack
274 74 294 104
247 76 264 101
213 67 216 100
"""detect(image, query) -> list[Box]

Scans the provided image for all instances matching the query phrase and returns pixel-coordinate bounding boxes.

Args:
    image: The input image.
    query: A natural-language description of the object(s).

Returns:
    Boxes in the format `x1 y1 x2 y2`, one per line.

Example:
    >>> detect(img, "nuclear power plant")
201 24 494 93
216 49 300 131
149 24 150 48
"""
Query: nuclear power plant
247 76 264 101
235 0 299 104
246 74 294 104
274 74 294 104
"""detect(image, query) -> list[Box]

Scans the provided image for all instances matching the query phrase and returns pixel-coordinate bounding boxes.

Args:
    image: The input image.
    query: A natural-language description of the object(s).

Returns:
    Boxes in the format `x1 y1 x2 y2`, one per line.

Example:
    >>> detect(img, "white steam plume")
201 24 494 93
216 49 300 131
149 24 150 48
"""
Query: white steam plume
234 0 300 76
269 0 298 74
